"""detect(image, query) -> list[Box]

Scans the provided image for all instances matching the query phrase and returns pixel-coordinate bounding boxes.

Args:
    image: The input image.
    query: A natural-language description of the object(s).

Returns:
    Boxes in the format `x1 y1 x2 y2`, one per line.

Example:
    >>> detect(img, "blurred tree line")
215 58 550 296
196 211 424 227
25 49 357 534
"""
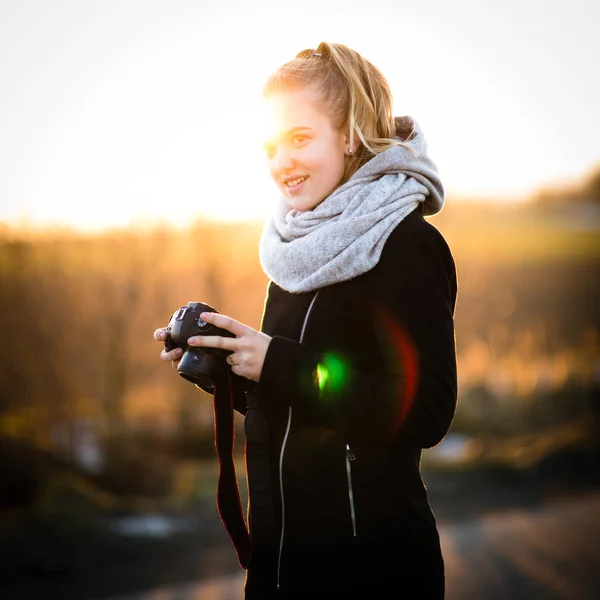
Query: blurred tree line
0 221 267 509
0 167 599 512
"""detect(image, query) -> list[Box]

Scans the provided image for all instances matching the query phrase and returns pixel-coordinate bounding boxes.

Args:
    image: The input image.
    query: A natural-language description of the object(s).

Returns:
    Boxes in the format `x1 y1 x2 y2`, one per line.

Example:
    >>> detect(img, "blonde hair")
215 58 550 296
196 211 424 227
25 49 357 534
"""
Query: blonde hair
263 42 414 183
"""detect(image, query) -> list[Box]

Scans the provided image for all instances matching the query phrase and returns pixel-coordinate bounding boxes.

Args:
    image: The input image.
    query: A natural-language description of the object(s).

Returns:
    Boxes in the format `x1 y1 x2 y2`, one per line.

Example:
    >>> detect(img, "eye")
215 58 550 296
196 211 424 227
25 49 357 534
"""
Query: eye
291 135 307 145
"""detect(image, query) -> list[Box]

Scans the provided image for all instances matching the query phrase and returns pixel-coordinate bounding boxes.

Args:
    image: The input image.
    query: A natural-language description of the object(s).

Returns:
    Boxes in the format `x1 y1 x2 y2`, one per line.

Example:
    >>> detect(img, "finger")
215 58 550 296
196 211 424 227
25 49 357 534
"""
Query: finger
154 327 168 341
161 347 183 362
187 335 239 351
200 312 249 337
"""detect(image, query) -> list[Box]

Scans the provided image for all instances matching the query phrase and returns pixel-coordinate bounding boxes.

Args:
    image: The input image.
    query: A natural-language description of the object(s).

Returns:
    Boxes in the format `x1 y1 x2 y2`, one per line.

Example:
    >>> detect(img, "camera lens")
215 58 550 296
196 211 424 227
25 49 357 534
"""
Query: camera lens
177 348 224 394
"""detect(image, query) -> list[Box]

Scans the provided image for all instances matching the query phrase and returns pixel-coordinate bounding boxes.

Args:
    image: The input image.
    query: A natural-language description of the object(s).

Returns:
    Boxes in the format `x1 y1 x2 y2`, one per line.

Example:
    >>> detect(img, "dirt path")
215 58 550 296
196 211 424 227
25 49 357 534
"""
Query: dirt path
106 490 600 600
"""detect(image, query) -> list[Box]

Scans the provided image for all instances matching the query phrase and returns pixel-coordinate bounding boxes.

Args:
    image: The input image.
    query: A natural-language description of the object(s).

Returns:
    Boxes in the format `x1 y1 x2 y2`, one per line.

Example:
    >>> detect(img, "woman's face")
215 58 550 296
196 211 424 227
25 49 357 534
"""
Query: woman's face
263 85 349 212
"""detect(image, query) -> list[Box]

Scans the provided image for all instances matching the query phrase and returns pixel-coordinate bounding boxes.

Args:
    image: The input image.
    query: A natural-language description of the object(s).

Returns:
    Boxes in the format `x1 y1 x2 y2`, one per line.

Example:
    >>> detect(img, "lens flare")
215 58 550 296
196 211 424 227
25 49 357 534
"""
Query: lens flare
316 363 329 390
316 353 348 396
374 306 420 431
314 308 419 435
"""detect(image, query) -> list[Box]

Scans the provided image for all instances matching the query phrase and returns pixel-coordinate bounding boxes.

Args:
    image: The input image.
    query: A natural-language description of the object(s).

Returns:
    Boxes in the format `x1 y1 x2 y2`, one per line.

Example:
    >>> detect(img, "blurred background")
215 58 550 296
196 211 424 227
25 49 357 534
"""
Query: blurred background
1 1 599 599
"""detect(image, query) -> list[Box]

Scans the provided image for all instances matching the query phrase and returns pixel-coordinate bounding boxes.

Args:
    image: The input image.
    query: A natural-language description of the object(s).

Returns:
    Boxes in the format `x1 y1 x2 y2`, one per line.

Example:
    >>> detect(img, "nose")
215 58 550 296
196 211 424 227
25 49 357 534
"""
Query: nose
270 146 296 176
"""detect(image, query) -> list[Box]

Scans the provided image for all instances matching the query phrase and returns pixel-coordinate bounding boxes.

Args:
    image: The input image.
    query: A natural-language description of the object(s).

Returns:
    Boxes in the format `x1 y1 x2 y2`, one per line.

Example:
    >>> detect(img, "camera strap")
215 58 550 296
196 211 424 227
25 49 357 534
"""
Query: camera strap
213 375 277 570
213 373 251 569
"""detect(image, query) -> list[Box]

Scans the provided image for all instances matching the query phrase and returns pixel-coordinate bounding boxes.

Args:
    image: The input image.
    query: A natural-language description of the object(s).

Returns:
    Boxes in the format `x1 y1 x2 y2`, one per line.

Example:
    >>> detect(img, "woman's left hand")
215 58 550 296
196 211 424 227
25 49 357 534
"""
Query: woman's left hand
188 312 272 382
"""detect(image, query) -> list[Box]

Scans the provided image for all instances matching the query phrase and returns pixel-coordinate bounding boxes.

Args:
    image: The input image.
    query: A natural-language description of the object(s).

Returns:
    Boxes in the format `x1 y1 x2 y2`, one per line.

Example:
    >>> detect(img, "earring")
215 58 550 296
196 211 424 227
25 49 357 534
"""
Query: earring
348 148 354 155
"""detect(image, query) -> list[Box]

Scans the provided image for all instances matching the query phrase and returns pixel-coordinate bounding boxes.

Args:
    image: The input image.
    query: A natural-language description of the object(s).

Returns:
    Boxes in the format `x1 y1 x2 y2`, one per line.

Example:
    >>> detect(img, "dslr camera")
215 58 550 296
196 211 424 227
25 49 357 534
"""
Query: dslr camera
164 301 234 393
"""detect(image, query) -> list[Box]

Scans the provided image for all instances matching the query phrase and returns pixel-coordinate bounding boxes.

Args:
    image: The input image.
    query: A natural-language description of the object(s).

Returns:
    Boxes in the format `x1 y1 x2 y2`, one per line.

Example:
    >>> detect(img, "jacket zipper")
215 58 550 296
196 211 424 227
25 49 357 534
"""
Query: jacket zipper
345 444 357 537
276 406 292 589
277 291 319 590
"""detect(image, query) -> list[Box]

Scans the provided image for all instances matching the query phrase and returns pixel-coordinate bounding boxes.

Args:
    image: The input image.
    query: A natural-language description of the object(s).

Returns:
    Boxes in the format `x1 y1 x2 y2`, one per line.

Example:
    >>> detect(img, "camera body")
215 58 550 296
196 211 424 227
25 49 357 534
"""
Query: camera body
164 301 233 393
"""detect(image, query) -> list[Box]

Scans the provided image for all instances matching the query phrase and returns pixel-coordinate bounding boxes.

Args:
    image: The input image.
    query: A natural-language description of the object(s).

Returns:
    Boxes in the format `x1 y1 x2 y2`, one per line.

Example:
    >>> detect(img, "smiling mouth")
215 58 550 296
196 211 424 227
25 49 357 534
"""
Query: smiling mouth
284 176 308 188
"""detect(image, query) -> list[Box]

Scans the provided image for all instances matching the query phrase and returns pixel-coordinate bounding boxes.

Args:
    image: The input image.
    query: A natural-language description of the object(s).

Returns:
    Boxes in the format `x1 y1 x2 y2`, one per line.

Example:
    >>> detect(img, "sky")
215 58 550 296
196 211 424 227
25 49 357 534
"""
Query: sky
1 0 598 230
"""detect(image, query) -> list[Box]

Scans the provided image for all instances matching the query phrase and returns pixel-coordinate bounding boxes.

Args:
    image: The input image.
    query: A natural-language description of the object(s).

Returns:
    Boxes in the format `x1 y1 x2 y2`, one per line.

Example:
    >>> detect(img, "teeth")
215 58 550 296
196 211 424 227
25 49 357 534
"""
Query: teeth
285 176 307 187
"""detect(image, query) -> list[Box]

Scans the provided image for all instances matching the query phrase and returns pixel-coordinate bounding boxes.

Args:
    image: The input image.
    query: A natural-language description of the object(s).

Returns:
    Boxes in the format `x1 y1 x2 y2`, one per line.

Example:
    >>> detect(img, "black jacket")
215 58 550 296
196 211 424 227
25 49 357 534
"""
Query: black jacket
243 207 458 599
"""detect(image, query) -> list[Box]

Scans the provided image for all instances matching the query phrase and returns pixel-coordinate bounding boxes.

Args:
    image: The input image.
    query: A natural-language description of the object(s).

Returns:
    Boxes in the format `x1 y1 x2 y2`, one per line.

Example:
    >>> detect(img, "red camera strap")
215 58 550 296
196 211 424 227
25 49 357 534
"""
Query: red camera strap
213 374 251 569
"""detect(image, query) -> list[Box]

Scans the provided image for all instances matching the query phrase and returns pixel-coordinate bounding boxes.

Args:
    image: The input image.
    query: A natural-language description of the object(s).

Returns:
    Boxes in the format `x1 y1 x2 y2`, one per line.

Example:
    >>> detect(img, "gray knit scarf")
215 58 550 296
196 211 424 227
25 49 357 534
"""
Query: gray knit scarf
259 117 444 294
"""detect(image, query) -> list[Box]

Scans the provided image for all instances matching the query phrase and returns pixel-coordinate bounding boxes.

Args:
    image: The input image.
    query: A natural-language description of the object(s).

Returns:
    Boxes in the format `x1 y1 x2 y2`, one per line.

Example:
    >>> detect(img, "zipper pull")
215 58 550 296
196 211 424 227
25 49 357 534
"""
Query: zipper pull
345 443 356 461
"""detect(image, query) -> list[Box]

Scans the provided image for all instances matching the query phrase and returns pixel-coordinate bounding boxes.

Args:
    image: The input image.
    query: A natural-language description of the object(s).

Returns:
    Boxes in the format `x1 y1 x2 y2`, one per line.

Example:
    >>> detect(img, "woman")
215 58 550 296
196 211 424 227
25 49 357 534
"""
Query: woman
155 42 457 599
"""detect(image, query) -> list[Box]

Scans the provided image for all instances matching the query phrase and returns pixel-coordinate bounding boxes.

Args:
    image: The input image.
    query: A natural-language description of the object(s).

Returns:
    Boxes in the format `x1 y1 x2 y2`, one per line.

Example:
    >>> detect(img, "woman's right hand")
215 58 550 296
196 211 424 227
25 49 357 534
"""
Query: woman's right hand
154 327 184 369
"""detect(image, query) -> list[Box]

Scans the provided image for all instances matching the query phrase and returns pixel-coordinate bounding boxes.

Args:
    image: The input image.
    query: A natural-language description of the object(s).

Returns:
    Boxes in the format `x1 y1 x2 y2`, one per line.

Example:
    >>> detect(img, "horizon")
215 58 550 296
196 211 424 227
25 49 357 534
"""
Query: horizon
3 172 598 237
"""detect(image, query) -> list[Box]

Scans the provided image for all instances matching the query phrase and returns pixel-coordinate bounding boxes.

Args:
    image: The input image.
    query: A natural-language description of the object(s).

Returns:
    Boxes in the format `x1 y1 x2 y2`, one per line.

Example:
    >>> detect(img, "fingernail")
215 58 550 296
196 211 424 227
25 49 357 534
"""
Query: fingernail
175 347 183 355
